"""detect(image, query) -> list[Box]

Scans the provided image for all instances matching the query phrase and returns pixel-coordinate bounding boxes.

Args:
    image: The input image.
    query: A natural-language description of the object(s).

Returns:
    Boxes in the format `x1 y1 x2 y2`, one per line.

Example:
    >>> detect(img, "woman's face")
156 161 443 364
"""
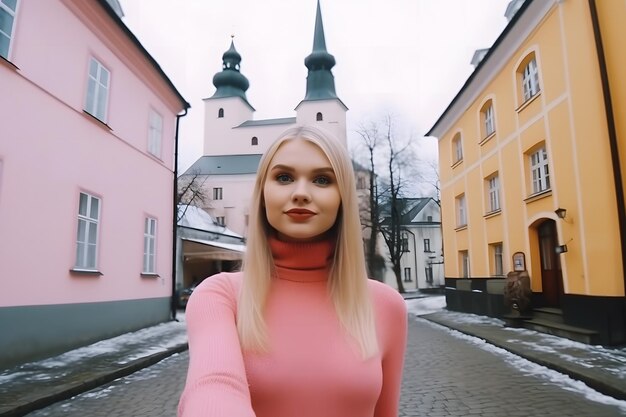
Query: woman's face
263 139 341 242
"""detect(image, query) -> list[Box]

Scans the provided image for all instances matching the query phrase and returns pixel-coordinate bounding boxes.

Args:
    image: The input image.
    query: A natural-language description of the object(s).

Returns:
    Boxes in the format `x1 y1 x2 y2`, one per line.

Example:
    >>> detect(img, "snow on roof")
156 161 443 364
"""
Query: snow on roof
177 205 242 238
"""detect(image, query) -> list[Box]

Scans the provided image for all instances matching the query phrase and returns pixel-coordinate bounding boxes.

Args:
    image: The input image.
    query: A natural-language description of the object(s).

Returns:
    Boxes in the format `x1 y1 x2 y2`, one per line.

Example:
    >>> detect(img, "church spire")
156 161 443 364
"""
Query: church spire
211 38 253 107
303 0 337 101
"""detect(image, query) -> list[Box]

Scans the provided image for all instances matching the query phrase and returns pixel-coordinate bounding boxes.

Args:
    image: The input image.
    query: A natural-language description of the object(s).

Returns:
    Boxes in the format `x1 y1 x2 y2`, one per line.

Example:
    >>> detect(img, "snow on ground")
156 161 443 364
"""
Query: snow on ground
405 295 446 316
421 319 626 413
405 295 626 412
0 314 187 385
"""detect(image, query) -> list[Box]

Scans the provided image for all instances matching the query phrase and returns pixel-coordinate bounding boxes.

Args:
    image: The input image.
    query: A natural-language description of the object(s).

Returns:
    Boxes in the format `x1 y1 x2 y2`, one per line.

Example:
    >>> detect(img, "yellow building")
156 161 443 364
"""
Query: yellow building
427 0 626 345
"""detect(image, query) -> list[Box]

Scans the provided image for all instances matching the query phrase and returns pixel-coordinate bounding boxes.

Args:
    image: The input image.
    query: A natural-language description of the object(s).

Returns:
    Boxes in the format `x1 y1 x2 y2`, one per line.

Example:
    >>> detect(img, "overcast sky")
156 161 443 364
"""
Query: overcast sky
121 0 511 173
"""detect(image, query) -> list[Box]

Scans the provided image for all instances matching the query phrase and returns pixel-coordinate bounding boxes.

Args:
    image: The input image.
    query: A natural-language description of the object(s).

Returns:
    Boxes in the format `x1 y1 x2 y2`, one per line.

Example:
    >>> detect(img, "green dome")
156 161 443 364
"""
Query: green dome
211 40 251 103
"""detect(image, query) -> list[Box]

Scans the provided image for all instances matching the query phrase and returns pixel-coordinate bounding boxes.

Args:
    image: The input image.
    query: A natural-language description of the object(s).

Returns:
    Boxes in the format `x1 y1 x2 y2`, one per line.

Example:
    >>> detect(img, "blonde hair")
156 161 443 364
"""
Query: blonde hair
237 125 378 358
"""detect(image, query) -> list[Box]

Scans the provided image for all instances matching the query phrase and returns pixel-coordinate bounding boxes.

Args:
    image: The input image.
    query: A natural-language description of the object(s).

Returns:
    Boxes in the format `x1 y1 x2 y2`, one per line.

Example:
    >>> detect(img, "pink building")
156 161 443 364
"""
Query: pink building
0 0 189 368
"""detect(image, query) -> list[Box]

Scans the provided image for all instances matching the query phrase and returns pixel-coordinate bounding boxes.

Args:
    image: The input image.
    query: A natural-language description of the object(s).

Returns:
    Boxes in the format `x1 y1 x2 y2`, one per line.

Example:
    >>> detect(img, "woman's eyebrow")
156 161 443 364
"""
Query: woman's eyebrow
269 164 295 172
311 167 335 175
269 165 334 175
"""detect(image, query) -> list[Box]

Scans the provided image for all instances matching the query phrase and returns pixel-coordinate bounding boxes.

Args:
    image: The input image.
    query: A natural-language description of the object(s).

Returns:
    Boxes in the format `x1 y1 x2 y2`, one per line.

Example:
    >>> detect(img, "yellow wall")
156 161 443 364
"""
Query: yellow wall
437 1 624 297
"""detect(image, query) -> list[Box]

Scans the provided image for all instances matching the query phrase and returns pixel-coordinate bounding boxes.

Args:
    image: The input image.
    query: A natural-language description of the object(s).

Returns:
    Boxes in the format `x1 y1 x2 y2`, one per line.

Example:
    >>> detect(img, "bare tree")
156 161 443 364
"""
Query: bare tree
377 114 415 294
355 114 416 292
416 159 441 206
177 171 209 222
355 122 384 280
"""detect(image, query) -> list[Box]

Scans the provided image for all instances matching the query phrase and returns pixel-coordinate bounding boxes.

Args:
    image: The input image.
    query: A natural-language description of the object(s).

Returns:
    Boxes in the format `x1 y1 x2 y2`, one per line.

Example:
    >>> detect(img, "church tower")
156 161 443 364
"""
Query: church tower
203 39 255 156
295 0 348 145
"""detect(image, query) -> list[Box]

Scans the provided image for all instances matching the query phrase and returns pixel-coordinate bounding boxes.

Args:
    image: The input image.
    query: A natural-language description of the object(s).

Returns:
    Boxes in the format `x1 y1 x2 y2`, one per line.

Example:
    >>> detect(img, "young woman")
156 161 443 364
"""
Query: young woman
178 126 407 417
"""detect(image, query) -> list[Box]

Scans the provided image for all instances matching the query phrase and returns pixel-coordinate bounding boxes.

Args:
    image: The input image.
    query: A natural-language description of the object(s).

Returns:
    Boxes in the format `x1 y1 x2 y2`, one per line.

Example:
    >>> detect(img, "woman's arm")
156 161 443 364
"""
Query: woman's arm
373 286 408 417
178 274 256 417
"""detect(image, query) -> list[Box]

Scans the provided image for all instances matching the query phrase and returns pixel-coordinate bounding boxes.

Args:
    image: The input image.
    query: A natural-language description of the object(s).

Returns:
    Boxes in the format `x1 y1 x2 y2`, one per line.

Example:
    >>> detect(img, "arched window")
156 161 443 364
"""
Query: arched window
251 136 258 146
452 132 463 164
480 99 495 139
218 108 224 118
517 52 540 104
316 112 323 121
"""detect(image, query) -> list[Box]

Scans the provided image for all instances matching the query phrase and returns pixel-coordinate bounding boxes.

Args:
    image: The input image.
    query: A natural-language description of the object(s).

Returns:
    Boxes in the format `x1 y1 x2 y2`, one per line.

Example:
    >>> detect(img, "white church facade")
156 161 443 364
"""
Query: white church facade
181 1 347 237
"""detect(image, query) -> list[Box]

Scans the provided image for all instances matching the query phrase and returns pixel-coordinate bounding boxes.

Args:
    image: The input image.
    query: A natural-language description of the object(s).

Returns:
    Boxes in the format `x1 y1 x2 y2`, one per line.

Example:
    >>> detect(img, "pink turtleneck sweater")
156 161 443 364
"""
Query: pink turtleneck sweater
178 238 407 417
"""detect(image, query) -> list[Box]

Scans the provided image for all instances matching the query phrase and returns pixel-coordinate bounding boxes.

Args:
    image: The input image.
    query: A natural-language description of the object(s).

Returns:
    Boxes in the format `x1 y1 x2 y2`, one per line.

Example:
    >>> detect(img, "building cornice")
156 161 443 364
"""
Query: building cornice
426 0 556 139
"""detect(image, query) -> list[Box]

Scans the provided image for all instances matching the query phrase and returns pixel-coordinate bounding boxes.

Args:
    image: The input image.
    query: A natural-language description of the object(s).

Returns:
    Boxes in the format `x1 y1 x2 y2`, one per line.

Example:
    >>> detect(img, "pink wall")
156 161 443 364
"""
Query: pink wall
0 0 186 307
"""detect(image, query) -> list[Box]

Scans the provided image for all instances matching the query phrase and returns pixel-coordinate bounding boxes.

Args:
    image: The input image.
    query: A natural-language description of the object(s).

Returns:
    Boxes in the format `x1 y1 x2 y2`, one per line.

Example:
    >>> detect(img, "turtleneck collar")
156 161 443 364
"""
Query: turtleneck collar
269 235 335 282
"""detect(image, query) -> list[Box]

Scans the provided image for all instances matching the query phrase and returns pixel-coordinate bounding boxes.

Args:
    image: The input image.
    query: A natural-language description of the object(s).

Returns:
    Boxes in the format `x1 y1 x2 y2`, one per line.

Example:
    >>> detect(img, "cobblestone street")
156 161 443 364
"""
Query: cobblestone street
28 317 626 417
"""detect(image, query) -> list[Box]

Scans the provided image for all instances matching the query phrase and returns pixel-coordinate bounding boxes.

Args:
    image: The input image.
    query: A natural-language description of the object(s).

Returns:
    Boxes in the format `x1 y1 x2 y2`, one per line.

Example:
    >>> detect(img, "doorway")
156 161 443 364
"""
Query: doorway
538 219 564 306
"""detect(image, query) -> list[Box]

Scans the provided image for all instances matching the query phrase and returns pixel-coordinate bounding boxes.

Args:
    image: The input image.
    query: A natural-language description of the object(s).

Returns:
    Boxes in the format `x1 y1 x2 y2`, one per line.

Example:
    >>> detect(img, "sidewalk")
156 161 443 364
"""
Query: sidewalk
407 296 626 401
1 299 625 416
0 315 188 417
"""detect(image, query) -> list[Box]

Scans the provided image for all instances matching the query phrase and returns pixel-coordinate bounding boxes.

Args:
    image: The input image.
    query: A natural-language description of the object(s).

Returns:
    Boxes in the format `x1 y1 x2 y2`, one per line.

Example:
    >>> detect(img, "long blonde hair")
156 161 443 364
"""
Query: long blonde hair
237 125 378 358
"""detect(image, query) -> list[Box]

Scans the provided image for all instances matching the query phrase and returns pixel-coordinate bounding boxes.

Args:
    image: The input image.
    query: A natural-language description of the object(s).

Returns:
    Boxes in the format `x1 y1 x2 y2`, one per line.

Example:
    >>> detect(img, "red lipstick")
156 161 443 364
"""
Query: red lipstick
285 208 316 220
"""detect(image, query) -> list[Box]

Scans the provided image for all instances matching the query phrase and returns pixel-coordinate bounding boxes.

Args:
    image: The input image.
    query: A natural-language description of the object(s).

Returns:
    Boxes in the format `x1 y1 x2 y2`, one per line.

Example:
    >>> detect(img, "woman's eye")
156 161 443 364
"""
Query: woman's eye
314 176 331 186
276 174 292 183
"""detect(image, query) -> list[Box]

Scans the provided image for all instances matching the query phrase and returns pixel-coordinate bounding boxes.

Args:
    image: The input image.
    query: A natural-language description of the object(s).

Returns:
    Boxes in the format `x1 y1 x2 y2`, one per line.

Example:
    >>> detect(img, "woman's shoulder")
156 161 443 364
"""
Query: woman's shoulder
367 279 407 316
189 272 243 303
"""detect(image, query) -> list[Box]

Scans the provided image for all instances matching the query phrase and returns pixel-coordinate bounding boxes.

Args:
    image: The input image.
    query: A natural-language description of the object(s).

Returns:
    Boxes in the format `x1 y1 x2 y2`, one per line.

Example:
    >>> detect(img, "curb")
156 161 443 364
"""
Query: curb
0 343 189 417
419 314 626 401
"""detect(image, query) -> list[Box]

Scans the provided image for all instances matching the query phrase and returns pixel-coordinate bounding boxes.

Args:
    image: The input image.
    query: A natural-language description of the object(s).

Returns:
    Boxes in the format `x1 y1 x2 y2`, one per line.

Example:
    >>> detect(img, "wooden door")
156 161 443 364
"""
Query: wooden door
538 220 564 306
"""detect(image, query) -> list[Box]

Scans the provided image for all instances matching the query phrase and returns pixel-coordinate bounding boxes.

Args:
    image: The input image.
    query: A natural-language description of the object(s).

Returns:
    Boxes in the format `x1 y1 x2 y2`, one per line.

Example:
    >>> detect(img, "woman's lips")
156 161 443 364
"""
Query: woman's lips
285 209 316 220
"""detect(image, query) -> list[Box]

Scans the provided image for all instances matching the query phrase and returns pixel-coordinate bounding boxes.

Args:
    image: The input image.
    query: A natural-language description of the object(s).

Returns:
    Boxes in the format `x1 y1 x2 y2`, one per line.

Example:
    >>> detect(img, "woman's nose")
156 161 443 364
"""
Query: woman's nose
291 180 311 203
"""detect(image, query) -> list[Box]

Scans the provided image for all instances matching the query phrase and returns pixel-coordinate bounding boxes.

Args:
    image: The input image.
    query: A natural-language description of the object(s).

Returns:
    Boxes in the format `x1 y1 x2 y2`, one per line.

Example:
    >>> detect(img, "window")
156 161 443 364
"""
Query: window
530 146 550 194
481 101 495 138
0 0 17 60
456 194 467 227
356 176 367 190
75 192 100 270
427 215 433 222
491 243 504 276
251 136 258 146
316 112 323 121
401 233 409 252
403 267 412 282
143 217 157 274
218 108 224 118
85 58 110 122
215 216 225 226
213 187 223 200
452 133 463 164
459 250 469 278
425 265 433 284
487 174 500 212
521 56 540 102
424 238 431 252
148 110 163 158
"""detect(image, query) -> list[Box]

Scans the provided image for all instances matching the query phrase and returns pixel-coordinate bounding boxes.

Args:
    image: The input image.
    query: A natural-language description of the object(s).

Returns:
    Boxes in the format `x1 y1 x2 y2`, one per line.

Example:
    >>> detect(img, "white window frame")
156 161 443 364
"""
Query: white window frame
522 57 540 101
424 238 431 252
453 134 463 163
215 216 225 226
484 103 495 136
0 0 18 60
425 265 433 284
493 243 503 276
487 175 500 212
403 267 411 282
213 187 223 200
401 233 409 252
530 147 550 194
85 57 110 122
143 217 157 274
456 194 467 227
148 110 163 158
75 192 100 270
